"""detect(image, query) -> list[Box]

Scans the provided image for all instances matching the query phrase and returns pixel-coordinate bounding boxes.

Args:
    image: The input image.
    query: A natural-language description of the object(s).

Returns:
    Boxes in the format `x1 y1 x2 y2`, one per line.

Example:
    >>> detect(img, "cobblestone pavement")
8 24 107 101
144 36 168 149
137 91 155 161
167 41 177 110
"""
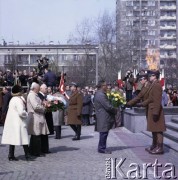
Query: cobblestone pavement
0 125 178 180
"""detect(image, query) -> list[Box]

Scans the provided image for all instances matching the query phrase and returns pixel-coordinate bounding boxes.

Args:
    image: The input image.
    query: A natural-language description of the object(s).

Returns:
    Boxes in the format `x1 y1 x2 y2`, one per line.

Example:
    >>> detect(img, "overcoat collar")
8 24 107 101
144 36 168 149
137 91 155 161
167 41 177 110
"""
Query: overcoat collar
70 90 78 98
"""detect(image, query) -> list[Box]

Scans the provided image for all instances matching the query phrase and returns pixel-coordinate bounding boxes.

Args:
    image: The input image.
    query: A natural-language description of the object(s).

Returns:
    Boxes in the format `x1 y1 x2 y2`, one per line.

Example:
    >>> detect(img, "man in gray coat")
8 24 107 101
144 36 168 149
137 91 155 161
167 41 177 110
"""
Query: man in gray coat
94 80 117 154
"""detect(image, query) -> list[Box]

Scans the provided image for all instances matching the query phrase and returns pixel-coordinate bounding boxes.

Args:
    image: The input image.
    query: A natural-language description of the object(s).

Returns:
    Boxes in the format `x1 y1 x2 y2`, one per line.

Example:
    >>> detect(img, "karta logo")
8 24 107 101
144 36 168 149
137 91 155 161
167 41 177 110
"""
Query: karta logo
105 158 177 179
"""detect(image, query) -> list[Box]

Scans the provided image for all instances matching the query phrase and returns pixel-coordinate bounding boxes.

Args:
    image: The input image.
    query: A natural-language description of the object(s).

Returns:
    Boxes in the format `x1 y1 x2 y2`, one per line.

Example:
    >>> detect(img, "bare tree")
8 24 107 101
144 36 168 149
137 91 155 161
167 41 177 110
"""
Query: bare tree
68 11 119 84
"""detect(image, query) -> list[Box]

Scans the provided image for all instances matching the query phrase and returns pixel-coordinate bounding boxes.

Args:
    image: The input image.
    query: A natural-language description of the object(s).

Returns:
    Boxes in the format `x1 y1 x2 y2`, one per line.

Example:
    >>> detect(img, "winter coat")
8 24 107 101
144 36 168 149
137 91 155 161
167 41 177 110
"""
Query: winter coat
67 91 83 125
43 71 57 87
127 82 151 106
27 91 49 135
82 94 91 115
94 90 116 132
1 96 29 145
142 80 166 132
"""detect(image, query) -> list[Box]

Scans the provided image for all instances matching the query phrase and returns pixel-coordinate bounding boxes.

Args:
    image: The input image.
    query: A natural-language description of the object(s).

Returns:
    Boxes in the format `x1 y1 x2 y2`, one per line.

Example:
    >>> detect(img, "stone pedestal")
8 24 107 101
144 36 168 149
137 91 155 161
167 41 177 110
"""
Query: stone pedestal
123 107 178 133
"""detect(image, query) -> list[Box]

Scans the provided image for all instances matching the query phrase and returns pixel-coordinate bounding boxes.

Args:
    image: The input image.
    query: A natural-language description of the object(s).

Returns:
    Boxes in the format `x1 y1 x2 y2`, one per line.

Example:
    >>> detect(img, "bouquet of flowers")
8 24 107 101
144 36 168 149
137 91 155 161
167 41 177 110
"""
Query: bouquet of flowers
107 91 126 108
45 95 66 112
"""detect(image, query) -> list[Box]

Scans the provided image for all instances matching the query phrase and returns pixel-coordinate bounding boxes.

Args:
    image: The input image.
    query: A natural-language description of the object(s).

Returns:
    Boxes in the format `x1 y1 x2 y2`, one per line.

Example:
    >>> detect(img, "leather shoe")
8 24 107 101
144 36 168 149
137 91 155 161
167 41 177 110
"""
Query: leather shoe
8 157 19 161
98 150 112 154
72 137 80 141
45 151 51 154
145 145 156 153
149 145 164 155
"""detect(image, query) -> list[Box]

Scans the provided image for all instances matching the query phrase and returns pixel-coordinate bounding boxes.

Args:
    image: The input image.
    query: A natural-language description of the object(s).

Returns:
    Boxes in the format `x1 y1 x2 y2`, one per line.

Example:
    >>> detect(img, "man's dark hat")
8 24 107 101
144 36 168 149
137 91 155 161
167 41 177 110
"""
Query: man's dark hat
138 73 148 79
12 85 23 94
70 82 78 87
148 70 160 77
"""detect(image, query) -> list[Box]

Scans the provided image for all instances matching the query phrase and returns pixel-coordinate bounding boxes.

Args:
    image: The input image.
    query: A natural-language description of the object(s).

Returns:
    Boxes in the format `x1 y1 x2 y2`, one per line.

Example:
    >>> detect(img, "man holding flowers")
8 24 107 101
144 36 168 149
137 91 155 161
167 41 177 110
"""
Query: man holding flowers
94 80 117 154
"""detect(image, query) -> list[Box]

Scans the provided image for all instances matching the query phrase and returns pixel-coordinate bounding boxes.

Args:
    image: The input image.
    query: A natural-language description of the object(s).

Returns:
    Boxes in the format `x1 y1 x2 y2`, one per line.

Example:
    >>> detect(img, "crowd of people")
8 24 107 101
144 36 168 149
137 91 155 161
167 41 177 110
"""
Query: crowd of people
0 63 171 159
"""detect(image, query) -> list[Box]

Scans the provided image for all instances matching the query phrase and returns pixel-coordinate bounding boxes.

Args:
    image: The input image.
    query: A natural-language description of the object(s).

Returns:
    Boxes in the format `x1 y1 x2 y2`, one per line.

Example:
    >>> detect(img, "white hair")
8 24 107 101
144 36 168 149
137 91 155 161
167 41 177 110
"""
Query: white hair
30 82 39 90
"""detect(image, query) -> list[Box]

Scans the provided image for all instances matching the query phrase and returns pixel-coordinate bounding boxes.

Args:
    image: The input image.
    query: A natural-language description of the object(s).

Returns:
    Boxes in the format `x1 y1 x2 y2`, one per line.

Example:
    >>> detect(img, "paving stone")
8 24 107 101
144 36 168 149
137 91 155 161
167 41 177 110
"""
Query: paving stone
0 126 178 179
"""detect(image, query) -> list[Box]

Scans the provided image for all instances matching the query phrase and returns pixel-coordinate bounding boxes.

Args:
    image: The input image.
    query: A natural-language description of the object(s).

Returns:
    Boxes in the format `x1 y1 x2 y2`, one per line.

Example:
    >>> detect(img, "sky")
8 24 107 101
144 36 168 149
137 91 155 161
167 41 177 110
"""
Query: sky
0 0 116 45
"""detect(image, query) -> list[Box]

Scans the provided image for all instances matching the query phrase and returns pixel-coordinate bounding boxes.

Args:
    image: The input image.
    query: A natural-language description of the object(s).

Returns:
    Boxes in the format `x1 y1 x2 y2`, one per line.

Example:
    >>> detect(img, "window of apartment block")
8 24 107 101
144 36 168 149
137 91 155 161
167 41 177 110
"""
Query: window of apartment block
62 54 67 61
126 1 133 6
148 1 155 6
126 20 133 26
73 54 79 61
147 10 155 16
148 30 156 36
126 11 133 17
148 20 155 26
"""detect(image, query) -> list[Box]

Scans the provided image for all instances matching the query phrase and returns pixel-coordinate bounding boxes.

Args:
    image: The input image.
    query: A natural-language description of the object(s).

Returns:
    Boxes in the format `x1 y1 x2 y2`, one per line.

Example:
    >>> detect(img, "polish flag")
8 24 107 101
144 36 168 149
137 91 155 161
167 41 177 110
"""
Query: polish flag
59 73 65 94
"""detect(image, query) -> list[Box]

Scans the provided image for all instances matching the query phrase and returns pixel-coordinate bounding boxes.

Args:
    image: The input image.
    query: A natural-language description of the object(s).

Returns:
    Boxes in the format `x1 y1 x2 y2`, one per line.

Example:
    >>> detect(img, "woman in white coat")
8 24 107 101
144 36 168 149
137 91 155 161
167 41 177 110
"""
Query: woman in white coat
1 85 30 161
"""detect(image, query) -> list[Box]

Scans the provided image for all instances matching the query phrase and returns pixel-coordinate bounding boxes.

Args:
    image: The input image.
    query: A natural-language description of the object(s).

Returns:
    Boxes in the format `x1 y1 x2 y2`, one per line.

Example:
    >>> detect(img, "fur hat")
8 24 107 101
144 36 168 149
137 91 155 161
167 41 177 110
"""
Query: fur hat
12 85 23 94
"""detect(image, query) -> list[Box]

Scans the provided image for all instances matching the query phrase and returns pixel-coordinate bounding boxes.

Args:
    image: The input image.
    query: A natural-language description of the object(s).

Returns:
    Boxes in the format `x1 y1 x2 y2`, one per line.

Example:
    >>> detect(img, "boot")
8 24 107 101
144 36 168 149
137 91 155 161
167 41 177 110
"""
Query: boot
8 145 18 161
72 125 81 141
149 143 164 155
145 145 157 152
145 133 157 153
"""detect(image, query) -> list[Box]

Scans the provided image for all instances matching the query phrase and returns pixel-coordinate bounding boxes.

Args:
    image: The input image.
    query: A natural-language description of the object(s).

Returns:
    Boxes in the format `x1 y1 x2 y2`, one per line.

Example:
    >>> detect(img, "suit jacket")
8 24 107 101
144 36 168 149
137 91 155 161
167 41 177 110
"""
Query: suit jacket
94 90 116 132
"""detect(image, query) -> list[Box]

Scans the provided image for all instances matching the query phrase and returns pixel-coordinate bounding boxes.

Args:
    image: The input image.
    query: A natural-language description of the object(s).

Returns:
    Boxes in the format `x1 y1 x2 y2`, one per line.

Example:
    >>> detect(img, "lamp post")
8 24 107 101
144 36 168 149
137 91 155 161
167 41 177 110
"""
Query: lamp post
95 47 99 85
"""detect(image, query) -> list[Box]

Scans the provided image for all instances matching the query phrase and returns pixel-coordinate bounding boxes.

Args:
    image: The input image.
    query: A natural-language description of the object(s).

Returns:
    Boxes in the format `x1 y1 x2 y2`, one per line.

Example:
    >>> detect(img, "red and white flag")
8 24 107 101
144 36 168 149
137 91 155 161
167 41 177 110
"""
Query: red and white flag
59 73 65 94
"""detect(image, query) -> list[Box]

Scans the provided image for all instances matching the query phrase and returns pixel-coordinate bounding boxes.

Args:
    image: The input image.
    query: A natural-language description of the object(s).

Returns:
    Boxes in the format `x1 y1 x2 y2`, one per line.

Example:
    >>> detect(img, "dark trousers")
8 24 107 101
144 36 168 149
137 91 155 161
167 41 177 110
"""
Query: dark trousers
82 114 90 125
54 126 61 139
45 112 54 135
29 135 49 155
41 135 49 153
126 90 133 102
98 132 109 152
8 145 29 158
70 125 81 138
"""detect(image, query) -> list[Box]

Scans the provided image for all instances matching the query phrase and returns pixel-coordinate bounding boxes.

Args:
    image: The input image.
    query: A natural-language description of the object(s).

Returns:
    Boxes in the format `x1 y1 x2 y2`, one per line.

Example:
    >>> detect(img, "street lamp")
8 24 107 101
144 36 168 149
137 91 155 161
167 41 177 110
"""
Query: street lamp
95 46 99 85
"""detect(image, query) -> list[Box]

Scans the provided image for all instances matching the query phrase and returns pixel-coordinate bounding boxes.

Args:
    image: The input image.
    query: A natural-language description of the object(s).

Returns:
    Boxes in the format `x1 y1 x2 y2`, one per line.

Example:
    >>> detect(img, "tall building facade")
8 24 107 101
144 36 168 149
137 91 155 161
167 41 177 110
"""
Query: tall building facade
116 0 178 87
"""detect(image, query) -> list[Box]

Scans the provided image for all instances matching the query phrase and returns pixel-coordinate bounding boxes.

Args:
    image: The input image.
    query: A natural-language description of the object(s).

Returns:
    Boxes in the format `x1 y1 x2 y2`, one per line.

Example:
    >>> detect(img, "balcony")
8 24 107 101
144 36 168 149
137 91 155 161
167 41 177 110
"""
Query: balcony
160 54 176 59
160 35 176 40
160 25 176 30
160 45 176 50
160 5 176 10
160 16 176 20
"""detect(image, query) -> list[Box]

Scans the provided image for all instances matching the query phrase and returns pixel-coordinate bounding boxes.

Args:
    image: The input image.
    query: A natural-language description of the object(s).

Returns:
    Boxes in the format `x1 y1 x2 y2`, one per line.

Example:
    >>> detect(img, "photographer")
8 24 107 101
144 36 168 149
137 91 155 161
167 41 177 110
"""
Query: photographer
122 70 134 102
37 58 49 76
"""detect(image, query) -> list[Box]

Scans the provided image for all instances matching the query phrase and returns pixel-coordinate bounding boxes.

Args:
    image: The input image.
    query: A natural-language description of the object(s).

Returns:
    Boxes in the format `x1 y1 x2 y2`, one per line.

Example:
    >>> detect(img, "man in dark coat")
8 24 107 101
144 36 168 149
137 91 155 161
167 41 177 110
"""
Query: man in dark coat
122 70 134 102
67 82 83 140
94 80 117 154
82 90 91 126
1 87 12 125
43 69 56 90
